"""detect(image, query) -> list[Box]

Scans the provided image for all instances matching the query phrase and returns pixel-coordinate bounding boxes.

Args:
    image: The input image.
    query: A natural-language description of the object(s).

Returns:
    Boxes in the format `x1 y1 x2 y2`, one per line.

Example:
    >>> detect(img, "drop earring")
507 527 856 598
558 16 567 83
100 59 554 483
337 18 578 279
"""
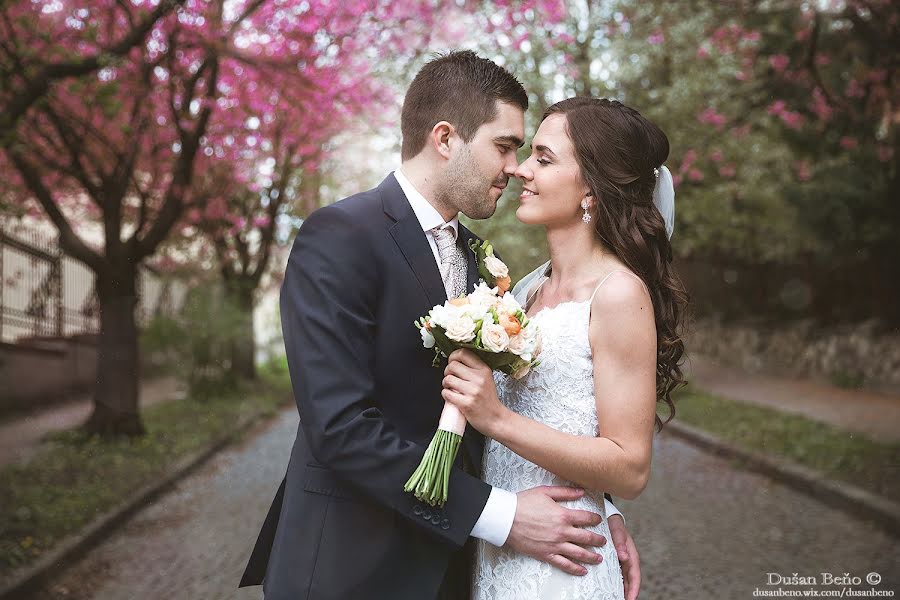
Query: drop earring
581 198 592 223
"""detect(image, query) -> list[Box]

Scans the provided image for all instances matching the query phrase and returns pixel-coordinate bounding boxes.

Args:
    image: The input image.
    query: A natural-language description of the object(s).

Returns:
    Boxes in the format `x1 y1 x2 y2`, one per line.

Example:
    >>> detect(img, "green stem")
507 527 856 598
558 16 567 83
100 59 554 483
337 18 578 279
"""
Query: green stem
403 429 463 507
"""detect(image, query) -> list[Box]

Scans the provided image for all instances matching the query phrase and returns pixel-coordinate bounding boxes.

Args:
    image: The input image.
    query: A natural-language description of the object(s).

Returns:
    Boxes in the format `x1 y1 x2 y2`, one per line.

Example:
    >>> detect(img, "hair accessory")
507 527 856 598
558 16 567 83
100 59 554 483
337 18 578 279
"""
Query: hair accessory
652 165 675 239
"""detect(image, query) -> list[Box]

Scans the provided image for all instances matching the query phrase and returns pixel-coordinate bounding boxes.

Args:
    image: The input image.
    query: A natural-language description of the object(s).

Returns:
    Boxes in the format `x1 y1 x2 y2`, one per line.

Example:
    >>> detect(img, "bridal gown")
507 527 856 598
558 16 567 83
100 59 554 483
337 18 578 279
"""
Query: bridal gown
472 271 634 600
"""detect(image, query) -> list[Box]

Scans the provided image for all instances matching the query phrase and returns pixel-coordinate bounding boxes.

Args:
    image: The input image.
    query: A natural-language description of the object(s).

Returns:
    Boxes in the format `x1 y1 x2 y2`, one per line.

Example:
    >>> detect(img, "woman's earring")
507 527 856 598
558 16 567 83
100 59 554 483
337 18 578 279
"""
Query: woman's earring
581 198 592 223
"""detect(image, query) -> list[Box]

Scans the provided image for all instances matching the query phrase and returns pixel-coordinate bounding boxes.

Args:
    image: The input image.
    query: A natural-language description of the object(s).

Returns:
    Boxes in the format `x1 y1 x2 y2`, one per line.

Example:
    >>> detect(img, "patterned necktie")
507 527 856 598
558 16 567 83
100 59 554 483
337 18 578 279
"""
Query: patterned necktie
431 226 468 299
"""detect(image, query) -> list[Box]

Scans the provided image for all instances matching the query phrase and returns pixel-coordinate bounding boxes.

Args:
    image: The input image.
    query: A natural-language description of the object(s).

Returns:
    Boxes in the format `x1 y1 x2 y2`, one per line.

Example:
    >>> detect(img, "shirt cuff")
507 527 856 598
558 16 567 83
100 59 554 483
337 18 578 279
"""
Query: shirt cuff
470 487 517 547
604 497 625 525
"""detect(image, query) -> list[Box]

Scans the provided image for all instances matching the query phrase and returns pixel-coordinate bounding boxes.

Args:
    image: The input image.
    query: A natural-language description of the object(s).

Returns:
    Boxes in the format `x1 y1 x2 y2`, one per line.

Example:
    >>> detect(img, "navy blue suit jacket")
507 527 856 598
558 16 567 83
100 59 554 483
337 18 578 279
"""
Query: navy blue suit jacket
239 174 493 599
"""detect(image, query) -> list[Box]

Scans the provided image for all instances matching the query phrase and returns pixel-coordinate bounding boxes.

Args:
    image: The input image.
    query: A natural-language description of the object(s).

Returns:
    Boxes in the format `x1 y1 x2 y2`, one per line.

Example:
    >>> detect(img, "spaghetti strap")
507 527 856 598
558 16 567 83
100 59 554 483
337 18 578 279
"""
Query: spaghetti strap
587 270 648 305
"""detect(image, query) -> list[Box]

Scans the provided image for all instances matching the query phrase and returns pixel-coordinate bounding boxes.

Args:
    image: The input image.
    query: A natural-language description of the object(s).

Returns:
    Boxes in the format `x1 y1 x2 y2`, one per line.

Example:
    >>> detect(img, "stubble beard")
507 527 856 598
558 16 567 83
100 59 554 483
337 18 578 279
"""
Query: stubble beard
437 145 498 221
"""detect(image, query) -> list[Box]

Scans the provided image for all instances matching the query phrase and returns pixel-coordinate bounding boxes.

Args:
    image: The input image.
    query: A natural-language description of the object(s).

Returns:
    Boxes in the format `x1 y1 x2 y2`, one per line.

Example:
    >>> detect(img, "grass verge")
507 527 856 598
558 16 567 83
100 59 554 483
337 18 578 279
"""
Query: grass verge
0 365 292 575
669 388 900 501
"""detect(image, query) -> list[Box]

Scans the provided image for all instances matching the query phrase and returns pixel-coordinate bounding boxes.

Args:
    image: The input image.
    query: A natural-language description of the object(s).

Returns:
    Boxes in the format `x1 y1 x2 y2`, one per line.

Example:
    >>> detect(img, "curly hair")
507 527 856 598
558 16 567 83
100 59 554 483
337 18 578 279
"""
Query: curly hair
543 97 689 431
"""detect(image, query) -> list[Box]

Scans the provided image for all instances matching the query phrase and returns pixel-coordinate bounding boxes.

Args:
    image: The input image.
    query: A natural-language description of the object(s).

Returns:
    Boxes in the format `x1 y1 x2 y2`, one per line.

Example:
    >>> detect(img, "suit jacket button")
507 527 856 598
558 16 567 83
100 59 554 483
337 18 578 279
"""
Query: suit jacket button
440 519 451 530
422 510 432 520
413 505 423 516
431 514 441 526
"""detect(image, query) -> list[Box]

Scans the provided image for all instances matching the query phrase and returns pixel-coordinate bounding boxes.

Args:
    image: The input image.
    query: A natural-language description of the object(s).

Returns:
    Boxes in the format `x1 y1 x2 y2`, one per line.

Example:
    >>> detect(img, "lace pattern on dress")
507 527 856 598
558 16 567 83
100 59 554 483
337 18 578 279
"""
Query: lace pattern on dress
472 296 625 600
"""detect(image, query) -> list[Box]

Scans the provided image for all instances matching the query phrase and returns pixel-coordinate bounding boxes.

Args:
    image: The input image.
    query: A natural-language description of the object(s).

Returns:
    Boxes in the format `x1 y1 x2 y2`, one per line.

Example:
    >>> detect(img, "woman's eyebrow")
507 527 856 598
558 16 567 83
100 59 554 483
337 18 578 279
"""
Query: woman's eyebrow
531 143 557 158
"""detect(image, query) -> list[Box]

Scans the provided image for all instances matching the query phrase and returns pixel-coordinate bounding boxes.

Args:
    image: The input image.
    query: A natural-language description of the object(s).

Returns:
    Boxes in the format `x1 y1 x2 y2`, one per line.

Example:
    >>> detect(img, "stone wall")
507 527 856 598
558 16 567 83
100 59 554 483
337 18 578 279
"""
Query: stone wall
0 334 98 413
686 318 900 392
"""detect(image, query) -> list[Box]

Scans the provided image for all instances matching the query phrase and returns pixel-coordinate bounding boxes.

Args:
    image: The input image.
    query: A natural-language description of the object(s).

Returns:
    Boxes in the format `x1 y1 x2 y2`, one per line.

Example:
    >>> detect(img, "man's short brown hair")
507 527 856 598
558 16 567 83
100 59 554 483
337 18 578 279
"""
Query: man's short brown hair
400 50 528 160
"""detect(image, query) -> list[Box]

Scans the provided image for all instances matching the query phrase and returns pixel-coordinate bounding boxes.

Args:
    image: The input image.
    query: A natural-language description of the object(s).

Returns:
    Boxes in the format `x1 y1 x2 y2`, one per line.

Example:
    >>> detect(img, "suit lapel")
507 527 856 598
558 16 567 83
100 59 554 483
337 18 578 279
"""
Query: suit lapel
382 175 448 308
381 176 488 467
389 215 448 308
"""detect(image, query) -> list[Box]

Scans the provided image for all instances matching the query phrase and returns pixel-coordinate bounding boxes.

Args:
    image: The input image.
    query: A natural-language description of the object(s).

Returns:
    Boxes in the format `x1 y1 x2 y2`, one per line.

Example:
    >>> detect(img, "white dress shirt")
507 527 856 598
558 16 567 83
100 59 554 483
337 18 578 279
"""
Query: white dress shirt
393 168 623 547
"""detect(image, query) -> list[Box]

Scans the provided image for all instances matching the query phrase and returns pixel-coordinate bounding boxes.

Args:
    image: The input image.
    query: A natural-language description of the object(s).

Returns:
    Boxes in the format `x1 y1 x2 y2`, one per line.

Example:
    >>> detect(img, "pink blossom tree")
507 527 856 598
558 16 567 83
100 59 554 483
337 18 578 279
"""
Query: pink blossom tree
0 0 441 434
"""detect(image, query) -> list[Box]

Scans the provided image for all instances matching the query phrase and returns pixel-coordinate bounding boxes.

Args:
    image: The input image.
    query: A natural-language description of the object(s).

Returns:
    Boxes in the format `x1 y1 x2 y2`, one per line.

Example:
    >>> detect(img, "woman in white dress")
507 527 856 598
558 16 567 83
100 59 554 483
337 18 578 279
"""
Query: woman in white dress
441 97 688 600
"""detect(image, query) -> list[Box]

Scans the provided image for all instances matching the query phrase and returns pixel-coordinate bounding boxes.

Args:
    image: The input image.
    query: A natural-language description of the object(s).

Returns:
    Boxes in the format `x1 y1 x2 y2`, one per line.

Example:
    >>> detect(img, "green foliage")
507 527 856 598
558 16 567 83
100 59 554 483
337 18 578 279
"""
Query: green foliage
0 373 291 574
463 1 897 288
140 282 247 397
671 387 899 500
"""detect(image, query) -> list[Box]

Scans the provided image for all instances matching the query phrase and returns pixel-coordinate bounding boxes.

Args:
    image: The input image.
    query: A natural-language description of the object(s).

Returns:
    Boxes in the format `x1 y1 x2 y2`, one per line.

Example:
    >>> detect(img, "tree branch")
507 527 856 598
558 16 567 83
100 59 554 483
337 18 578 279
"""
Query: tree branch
1 0 187 132
6 146 106 274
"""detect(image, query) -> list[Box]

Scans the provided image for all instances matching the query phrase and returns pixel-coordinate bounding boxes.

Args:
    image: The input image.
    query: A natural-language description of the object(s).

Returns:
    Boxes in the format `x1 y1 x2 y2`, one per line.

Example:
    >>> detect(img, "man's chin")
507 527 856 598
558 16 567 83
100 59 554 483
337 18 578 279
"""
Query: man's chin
461 203 497 220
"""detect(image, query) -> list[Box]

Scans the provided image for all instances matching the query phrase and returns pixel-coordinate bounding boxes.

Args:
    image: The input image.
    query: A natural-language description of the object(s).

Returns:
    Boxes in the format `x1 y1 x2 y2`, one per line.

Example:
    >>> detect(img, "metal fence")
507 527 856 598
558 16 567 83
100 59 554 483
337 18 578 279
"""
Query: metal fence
0 227 188 344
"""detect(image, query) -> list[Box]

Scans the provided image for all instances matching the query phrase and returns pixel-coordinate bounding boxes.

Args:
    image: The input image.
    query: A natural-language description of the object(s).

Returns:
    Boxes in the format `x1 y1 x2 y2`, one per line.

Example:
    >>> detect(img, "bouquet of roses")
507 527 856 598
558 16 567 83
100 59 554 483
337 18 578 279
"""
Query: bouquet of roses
404 240 541 507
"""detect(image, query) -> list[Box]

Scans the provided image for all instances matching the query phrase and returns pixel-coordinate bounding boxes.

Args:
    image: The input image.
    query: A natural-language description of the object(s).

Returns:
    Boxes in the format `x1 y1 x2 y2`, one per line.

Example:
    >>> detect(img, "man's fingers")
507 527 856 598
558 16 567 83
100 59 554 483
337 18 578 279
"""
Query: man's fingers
565 526 607 548
541 486 585 502
546 553 588 577
557 542 603 566
565 507 603 528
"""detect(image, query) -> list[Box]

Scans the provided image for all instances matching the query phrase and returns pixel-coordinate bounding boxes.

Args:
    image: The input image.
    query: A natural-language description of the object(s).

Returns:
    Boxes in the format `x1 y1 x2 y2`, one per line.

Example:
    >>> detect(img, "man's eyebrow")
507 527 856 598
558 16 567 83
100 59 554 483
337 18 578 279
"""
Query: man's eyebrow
494 135 525 148
531 143 557 157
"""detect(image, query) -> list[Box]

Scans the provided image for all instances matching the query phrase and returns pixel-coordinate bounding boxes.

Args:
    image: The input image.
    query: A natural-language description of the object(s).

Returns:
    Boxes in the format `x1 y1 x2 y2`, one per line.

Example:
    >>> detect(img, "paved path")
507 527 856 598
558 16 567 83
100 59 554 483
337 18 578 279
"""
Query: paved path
21 406 899 600
0 377 184 468
686 353 900 443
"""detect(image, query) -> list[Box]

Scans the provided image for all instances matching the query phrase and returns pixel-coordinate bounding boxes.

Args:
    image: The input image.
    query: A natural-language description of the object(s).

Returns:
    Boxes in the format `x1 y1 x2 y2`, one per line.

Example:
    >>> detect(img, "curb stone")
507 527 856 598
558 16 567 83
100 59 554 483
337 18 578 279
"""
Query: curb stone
664 420 900 538
0 404 288 600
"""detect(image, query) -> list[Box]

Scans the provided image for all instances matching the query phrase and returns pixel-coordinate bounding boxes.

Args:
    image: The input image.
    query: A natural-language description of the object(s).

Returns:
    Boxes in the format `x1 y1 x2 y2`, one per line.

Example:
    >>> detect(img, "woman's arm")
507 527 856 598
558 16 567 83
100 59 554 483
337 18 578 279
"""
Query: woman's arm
442 272 657 500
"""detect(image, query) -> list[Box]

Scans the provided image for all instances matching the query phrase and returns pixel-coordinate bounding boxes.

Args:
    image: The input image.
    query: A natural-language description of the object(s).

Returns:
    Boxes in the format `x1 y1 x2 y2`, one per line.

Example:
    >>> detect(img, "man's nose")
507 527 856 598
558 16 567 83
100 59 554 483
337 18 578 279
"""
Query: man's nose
504 153 519 175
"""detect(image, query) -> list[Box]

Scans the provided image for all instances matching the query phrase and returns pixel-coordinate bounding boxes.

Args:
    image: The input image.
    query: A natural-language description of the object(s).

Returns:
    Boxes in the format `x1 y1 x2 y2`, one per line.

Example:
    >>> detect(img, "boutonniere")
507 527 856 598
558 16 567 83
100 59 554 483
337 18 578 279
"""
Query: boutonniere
469 239 512 294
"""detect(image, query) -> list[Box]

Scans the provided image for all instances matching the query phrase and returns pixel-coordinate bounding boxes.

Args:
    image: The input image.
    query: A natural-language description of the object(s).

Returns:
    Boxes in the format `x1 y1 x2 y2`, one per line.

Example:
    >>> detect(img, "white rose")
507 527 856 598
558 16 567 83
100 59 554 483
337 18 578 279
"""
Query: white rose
506 333 527 356
468 281 499 308
480 323 509 353
428 303 462 329
499 292 523 314
444 314 477 343
484 255 509 278
420 326 435 349
463 303 489 322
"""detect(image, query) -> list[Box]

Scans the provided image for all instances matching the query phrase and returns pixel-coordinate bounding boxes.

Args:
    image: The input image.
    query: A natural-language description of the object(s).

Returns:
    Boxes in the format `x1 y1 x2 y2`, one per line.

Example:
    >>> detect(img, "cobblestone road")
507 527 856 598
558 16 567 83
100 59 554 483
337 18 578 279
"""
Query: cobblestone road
24 406 899 600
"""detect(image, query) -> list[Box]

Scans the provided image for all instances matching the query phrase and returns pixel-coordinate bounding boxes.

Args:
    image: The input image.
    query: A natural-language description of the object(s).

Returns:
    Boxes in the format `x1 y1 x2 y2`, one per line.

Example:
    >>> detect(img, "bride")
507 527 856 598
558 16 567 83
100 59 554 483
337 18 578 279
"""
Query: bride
441 97 688 600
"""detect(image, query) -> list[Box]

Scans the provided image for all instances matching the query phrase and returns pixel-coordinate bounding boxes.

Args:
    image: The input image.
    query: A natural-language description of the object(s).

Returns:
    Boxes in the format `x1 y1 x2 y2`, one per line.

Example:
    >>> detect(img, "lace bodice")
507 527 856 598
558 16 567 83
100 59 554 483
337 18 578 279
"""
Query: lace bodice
472 282 626 600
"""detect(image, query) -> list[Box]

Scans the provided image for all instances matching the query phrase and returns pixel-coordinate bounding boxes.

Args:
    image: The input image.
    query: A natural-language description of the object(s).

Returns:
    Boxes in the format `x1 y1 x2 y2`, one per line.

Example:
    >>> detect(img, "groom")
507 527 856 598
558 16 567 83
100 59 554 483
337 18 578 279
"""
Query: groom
240 51 641 599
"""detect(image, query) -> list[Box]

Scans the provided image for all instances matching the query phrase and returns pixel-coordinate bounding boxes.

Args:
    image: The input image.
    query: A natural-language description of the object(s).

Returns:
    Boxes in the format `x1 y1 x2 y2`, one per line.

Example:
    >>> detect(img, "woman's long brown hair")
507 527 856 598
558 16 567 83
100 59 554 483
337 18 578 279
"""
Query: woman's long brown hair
544 97 689 431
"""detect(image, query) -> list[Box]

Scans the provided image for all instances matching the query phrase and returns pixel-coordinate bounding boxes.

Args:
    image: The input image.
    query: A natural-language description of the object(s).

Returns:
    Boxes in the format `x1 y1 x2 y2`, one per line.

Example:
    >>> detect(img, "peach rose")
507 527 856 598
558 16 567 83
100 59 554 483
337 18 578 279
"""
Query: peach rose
495 275 512 295
498 312 521 336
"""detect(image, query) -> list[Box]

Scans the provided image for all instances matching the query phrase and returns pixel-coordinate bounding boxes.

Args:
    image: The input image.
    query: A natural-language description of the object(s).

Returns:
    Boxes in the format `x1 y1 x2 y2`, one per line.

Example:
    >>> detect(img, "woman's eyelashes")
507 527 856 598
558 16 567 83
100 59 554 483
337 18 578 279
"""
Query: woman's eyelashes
536 157 551 166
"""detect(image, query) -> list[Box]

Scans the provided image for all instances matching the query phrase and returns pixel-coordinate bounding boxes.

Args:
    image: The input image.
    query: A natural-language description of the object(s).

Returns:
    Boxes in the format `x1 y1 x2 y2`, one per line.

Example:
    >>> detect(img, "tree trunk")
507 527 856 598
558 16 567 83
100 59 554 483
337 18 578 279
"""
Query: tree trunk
228 281 256 380
83 268 144 436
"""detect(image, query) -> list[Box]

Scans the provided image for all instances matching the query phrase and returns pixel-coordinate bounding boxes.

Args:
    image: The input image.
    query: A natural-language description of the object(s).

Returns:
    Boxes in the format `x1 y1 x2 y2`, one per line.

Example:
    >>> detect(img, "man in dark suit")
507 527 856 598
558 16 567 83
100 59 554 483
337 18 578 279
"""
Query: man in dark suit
240 50 641 600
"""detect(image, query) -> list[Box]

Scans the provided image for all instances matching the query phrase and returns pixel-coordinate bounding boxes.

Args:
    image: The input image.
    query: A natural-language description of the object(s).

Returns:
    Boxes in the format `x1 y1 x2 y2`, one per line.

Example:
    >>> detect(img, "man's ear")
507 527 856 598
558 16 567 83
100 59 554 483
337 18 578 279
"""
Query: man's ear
431 121 454 159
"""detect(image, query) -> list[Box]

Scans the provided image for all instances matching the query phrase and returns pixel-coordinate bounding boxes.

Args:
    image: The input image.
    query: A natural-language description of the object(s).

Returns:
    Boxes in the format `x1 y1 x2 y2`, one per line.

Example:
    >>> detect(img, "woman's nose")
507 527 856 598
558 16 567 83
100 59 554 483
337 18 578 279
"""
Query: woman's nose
514 160 532 180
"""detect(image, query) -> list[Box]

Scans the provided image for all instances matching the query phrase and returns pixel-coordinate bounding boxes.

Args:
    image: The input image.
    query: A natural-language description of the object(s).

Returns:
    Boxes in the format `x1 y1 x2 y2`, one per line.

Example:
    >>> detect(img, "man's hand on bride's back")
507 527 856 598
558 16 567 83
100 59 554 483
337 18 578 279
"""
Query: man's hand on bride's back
505 486 607 576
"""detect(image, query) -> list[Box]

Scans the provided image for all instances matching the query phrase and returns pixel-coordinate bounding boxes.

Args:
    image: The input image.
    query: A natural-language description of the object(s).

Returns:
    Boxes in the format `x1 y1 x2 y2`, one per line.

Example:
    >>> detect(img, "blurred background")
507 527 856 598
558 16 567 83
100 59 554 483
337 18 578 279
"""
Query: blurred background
0 0 897 598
